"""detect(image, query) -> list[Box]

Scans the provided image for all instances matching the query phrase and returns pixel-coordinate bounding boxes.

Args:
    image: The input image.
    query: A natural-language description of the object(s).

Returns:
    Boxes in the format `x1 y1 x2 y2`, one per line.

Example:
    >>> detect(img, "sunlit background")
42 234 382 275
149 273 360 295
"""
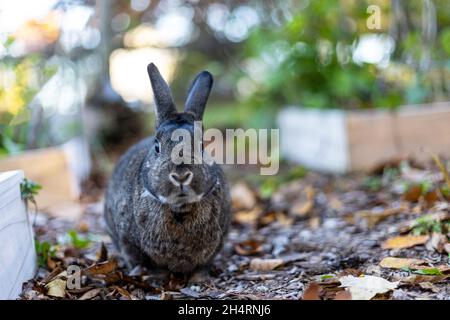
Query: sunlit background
0 0 449 161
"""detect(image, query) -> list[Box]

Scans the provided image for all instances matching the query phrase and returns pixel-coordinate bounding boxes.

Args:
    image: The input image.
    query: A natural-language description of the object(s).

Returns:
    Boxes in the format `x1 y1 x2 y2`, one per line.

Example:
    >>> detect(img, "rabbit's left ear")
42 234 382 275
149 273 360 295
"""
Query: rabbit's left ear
185 71 213 120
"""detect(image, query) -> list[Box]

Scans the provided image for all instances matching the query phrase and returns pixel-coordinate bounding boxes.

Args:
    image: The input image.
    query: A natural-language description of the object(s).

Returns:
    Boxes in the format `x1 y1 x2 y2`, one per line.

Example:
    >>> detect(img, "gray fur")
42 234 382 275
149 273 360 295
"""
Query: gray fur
104 64 231 274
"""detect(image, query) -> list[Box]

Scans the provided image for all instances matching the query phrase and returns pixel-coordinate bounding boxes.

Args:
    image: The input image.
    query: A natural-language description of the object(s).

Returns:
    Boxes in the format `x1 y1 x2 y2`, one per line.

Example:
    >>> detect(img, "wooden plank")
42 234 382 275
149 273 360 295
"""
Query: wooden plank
0 147 75 209
396 102 450 161
346 110 398 171
0 171 36 300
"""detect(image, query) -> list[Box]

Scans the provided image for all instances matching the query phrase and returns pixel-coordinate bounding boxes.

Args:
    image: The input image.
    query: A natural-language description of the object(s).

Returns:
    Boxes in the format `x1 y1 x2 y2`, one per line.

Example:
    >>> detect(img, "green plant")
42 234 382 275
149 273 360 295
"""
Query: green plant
412 215 448 235
257 165 307 198
363 176 383 192
66 230 91 249
20 179 42 201
35 239 56 268
20 178 42 212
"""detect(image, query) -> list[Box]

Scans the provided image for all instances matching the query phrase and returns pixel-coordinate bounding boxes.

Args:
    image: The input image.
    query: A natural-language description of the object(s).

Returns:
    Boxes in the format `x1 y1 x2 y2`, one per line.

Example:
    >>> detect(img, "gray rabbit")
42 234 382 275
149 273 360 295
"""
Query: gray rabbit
104 63 231 274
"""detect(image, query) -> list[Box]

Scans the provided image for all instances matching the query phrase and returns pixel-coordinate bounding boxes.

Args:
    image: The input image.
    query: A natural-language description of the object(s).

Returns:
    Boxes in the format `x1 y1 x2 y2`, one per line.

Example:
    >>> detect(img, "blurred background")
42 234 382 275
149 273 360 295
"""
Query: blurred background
1 0 450 213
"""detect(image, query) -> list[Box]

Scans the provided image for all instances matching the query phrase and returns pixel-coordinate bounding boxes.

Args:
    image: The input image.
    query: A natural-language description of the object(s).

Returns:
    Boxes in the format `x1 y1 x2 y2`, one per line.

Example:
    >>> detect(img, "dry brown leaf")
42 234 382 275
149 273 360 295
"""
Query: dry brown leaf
273 212 294 227
426 232 447 253
400 274 450 284
302 283 321 300
45 278 66 298
424 191 439 204
334 290 352 300
249 258 284 271
403 185 422 202
78 288 102 300
256 211 276 227
382 235 429 249
83 258 118 276
231 182 257 210
349 207 404 229
46 256 58 270
233 207 260 225
418 282 440 293
234 240 263 256
290 186 315 217
96 242 108 262
115 286 132 299
103 271 124 284
379 257 426 269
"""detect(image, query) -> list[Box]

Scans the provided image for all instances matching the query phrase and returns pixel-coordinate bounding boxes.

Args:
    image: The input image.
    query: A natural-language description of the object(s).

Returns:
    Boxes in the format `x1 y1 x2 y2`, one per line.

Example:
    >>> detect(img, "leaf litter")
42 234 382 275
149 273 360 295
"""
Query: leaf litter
21 160 450 300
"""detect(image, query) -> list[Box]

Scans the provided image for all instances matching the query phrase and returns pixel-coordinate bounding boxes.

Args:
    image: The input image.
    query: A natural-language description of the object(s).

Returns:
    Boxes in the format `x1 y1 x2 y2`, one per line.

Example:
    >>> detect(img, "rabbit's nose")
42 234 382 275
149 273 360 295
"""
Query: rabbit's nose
169 171 193 187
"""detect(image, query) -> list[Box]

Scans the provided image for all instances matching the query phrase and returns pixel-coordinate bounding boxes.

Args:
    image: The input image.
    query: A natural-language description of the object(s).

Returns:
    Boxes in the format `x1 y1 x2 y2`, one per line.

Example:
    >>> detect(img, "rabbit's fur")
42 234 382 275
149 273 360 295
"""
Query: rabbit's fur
104 63 231 274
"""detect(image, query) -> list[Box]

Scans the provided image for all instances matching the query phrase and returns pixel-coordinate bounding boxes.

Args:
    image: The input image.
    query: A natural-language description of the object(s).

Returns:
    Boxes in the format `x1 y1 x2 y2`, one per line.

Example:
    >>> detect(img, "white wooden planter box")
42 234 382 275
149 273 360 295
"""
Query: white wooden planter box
0 171 36 300
278 102 450 173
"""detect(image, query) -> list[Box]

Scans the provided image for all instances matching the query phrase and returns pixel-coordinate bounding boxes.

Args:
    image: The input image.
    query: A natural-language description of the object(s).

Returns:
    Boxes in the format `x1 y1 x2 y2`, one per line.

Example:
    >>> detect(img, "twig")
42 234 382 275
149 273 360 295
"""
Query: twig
431 154 450 190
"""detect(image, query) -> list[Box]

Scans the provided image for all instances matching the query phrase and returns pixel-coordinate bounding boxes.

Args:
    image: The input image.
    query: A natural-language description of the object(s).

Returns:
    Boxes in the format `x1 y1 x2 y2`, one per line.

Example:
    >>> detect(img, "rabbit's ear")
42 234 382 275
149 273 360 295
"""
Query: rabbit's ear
184 71 213 120
147 63 176 124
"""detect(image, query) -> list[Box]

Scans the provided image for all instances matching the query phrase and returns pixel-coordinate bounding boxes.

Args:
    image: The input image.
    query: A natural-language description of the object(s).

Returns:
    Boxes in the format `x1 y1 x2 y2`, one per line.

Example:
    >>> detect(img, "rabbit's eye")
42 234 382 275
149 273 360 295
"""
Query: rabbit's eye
154 140 161 154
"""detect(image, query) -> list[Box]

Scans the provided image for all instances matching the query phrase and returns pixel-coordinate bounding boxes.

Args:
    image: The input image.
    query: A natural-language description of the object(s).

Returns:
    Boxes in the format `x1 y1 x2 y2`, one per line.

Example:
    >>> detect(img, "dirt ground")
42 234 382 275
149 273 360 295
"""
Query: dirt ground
21 162 450 300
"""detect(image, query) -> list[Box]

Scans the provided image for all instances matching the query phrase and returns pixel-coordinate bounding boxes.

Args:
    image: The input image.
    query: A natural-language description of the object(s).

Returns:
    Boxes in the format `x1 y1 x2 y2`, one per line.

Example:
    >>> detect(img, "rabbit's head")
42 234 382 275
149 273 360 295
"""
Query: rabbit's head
142 63 217 210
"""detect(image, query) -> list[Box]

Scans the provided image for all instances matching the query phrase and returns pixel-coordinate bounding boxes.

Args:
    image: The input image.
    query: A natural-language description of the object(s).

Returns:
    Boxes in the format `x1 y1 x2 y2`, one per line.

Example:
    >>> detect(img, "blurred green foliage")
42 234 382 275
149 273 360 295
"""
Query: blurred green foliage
238 0 450 111
0 51 57 156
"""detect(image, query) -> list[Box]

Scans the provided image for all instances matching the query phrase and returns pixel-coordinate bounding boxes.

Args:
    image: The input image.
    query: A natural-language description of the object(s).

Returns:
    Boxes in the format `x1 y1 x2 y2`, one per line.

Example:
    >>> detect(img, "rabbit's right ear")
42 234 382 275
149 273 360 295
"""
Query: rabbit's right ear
147 63 177 125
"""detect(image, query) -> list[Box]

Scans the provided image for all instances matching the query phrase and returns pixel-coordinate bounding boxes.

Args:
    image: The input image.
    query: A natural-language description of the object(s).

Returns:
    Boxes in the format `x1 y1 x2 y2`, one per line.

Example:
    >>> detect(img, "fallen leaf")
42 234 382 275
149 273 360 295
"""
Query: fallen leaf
412 268 443 276
349 206 404 229
249 258 284 271
382 235 429 249
114 286 131 299
424 190 439 204
233 207 260 225
290 186 315 217
334 290 352 300
418 282 440 293
256 211 277 226
96 242 108 262
399 274 449 284
302 283 320 300
83 258 118 276
231 183 257 210
45 278 66 298
426 232 447 253
403 185 422 202
379 257 426 269
339 275 399 300
47 256 58 270
78 288 102 300
234 240 263 256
